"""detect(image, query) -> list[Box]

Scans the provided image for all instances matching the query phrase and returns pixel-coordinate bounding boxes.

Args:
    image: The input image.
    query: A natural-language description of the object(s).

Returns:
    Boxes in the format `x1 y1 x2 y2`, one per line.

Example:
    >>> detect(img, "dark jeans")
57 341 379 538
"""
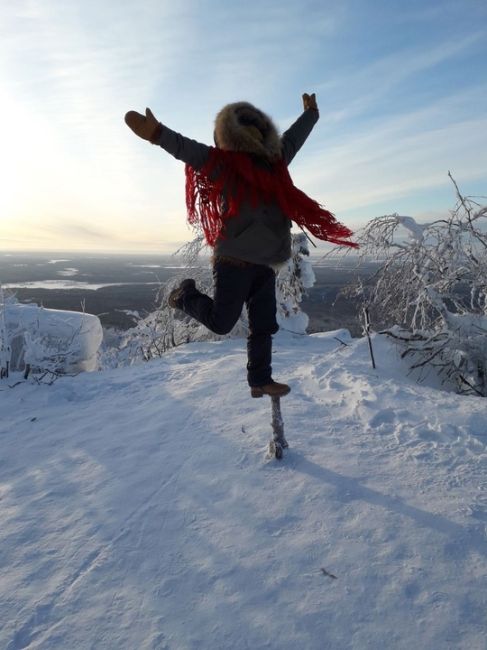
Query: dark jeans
180 259 279 386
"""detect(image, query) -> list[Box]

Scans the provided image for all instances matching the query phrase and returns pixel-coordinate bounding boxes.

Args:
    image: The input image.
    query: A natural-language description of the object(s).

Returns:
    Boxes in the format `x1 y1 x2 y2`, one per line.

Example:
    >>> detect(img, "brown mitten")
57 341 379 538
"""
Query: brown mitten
302 93 318 112
124 107 162 143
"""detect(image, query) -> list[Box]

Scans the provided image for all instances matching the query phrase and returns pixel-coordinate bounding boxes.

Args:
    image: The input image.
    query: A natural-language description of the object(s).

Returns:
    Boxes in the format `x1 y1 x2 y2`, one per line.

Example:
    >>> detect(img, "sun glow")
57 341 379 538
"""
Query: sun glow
0 97 25 222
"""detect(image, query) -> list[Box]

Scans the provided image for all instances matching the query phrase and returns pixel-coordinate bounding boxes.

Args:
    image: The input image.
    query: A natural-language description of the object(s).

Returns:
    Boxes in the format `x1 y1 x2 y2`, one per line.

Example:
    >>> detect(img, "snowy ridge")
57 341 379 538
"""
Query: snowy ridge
1 331 486 649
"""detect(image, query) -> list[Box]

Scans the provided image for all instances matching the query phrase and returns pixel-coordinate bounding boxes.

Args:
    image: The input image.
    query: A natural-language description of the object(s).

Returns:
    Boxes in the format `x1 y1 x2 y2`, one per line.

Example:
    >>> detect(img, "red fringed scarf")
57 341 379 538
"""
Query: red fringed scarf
185 147 358 248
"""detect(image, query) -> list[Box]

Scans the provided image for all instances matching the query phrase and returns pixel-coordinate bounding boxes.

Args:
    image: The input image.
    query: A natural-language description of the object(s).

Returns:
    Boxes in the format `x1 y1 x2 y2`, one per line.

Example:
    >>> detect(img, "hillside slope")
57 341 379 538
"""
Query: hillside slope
1 331 486 649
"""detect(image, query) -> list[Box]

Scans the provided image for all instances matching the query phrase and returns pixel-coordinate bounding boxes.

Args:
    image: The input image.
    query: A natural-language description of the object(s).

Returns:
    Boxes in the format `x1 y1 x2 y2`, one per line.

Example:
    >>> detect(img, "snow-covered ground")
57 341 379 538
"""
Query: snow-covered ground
1 331 486 649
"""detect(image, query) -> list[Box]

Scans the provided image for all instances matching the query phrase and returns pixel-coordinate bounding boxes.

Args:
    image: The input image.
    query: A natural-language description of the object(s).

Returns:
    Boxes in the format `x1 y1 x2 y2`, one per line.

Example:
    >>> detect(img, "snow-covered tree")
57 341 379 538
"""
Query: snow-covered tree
345 176 487 395
276 232 315 334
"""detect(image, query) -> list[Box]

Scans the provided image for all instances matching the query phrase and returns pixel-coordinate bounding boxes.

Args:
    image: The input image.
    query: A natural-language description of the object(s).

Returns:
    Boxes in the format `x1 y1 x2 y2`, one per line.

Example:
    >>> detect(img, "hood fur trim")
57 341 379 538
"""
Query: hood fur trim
214 102 282 161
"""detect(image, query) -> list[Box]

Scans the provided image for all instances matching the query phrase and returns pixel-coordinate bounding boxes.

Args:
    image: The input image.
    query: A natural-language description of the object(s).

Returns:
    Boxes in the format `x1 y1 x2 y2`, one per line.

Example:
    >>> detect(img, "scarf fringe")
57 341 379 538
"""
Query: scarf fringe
185 148 357 248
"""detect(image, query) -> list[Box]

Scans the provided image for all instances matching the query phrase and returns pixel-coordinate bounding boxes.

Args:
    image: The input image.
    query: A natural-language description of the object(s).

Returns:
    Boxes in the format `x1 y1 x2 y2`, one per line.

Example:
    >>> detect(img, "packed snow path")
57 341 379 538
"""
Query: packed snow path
1 331 486 649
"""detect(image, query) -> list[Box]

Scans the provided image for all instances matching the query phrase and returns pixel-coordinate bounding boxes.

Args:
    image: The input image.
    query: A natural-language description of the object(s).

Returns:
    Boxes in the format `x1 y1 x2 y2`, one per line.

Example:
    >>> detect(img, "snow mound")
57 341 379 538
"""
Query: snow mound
3 303 103 372
1 331 486 649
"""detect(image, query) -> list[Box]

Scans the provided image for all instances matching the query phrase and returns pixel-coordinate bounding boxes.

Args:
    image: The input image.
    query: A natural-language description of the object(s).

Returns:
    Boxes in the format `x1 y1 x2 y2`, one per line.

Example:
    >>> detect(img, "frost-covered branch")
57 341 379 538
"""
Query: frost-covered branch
339 176 487 395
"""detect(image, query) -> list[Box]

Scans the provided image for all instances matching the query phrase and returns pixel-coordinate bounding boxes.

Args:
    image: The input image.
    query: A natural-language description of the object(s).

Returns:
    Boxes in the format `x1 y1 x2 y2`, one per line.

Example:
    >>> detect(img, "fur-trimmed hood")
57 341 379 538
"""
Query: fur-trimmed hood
214 102 282 161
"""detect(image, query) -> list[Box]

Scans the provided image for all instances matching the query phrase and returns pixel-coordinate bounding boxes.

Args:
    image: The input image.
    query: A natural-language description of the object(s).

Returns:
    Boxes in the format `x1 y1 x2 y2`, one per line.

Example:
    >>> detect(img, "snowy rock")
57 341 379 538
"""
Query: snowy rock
3 303 103 372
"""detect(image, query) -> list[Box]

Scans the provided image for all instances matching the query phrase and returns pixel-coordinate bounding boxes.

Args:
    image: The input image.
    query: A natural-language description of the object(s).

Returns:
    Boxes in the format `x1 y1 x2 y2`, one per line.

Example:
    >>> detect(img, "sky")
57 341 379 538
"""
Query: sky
1 0 486 253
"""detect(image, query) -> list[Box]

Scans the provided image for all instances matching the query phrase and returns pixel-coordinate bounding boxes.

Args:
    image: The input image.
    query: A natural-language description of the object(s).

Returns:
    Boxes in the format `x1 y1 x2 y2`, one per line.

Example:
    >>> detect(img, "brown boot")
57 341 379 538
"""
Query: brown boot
168 279 196 308
250 381 291 398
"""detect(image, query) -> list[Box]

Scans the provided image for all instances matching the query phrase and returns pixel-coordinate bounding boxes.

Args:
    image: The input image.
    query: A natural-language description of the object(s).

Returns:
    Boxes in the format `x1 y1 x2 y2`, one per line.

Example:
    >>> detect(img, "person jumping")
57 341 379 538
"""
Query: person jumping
124 93 356 398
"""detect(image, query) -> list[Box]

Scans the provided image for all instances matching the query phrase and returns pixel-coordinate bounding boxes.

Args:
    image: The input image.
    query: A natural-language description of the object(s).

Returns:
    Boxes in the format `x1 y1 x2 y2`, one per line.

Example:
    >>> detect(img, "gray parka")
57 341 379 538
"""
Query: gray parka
156 108 319 266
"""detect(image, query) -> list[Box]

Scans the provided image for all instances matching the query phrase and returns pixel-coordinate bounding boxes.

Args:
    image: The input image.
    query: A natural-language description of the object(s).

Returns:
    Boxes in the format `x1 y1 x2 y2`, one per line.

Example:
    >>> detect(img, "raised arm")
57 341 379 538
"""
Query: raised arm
280 93 320 166
124 107 211 171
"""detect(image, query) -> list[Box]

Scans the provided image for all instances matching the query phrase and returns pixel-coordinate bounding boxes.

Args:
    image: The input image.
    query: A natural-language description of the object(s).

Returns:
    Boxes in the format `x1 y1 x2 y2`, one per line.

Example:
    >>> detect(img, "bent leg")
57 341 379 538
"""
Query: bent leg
246 267 279 386
180 261 252 335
